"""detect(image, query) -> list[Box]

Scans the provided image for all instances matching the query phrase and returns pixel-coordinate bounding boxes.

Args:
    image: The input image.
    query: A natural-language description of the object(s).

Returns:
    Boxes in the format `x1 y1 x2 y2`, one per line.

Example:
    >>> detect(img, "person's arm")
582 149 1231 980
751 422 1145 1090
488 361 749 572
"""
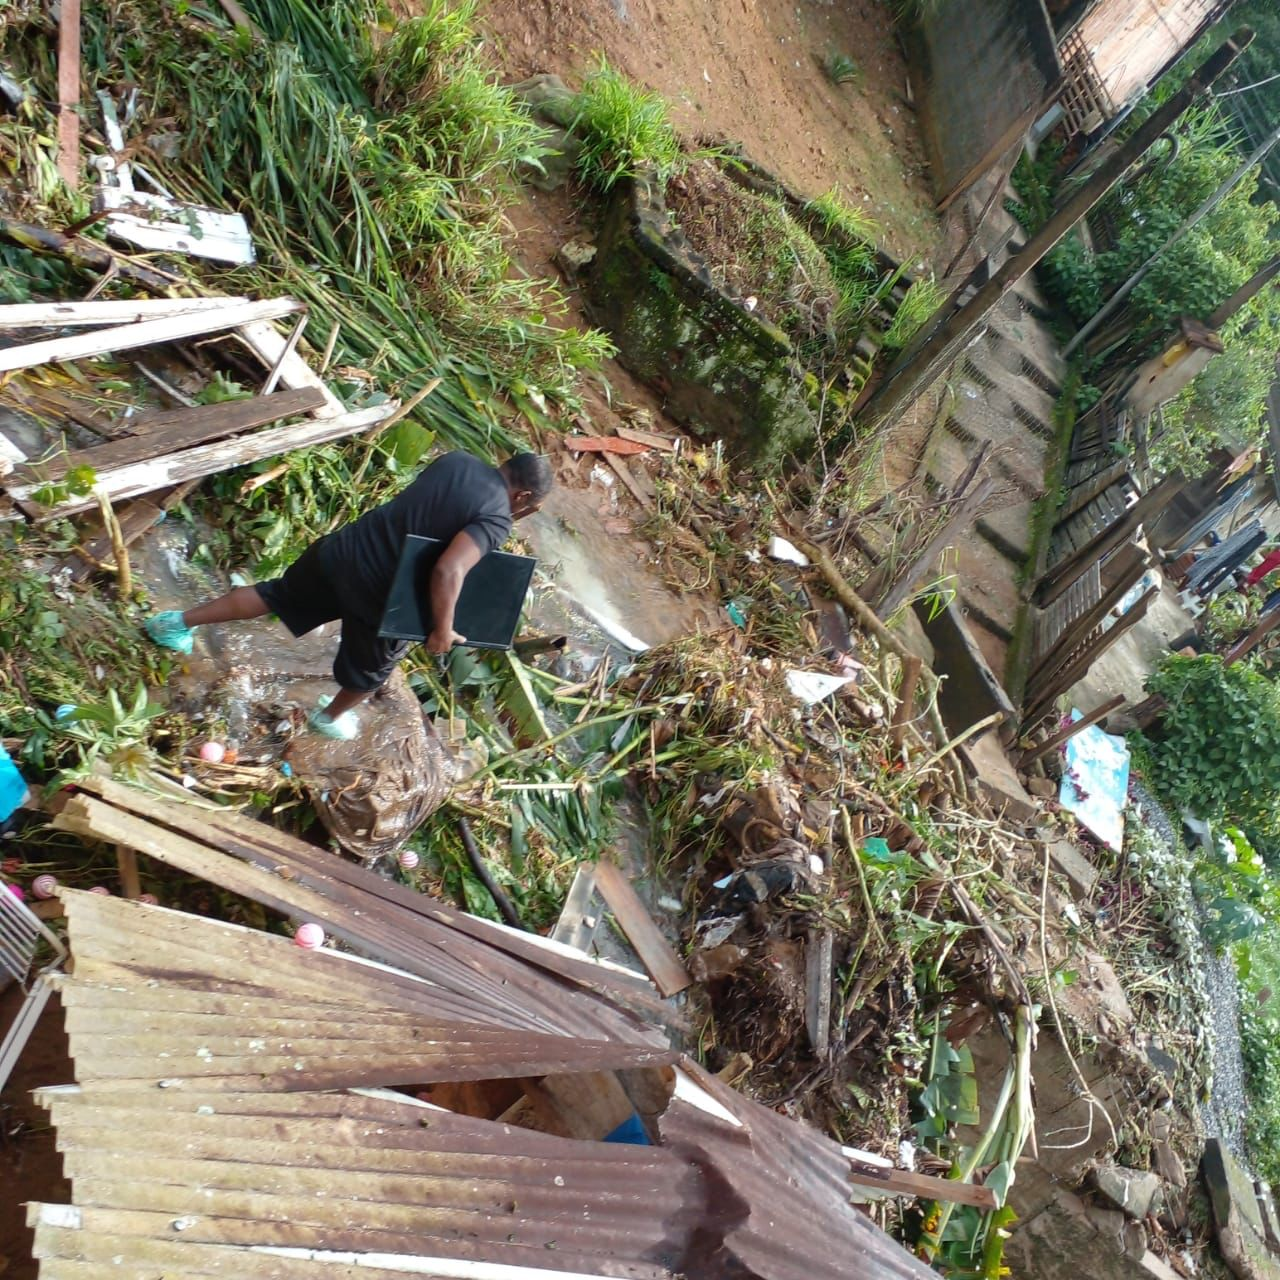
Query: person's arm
426 529 484 653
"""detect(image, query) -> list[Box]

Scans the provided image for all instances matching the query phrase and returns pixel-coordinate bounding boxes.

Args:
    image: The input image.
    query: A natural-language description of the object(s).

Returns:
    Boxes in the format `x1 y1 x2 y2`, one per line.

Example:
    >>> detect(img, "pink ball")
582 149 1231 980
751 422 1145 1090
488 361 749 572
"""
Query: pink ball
199 741 226 764
32 874 58 900
88 886 110 896
398 850 420 870
294 922 325 950
5 882 24 901
137 893 159 905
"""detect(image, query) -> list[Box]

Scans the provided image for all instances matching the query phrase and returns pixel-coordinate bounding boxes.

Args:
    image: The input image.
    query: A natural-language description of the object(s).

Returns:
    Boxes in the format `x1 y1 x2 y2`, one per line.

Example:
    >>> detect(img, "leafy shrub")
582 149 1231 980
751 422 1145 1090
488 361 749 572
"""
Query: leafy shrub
1242 1001 1280 1182
1141 654 1280 838
570 59 683 190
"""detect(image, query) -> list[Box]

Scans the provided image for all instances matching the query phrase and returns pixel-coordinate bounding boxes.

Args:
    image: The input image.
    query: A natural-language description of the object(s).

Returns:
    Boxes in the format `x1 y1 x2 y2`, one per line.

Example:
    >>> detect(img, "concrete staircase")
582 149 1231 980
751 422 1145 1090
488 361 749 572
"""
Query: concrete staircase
921 170 1068 682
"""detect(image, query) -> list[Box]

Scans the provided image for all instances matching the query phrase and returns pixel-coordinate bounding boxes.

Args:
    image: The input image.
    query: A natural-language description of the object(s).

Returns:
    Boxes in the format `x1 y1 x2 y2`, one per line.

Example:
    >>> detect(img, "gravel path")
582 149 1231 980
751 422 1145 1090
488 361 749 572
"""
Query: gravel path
1127 779 1249 1160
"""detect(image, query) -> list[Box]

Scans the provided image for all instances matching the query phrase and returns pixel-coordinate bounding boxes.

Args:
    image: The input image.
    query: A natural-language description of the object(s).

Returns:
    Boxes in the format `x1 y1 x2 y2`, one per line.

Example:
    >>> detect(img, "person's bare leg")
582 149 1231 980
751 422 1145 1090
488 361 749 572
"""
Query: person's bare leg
182 586 270 627
319 687 372 721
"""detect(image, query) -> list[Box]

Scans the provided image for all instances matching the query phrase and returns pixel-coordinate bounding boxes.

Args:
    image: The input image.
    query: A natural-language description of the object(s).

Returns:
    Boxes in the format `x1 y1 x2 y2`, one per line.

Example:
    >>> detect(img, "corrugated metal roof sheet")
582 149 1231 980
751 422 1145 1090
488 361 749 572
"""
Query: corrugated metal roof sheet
29 889 938 1280
59 779 671 1048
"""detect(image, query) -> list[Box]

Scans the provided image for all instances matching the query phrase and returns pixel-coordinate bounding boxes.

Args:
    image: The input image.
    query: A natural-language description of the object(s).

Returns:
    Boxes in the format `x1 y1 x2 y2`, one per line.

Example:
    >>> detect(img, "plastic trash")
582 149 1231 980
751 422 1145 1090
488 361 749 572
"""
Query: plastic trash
784 669 854 705
0 745 29 823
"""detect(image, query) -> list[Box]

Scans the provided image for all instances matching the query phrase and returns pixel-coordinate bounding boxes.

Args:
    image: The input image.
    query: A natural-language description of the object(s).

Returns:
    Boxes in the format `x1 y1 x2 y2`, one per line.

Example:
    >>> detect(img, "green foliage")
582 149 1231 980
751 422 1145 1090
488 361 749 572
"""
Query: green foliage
1139 654 1280 838
1033 104 1279 385
49 0 613 466
1152 300 1280 477
823 52 860 86
881 276 944 350
24 684 165 782
0 542 170 749
1007 140 1065 234
570 59 683 190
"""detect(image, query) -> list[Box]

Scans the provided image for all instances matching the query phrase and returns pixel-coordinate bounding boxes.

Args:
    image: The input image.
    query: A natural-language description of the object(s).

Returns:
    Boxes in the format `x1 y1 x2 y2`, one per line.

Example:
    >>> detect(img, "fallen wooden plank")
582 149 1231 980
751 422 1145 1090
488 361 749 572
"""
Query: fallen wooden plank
237 319 345 419
14 388 326 484
0 217 180 294
566 435 650 456
0 298 304 375
67 479 198 583
604 451 655 508
56 0 80 189
615 424 678 452
845 1159 1000 1210
592 860 691 997
98 188 255 265
805 927 833 1055
1019 694 1126 763
8 403 395 519
0 297 249 329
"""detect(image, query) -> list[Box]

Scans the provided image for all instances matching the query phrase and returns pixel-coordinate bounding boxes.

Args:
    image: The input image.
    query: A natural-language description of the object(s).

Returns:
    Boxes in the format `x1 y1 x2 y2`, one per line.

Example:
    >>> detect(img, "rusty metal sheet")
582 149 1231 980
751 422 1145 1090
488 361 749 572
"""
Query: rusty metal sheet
55 893 674 1090
62 784 672 1047
33 875 936 1280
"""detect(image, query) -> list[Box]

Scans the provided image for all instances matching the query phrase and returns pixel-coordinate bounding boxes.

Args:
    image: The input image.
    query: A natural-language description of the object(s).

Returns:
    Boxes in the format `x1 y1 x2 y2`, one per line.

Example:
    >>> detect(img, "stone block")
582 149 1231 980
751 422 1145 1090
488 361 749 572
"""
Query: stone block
1047 838 1099 899
1006 1190 1162 1280
1203 1138 1280 1280
1094 1166 1164 1219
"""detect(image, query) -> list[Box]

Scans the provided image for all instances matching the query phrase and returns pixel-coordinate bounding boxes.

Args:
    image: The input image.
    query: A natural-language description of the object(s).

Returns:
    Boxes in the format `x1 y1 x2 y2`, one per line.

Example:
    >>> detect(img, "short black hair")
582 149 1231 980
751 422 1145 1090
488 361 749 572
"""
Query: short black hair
502 452 554 500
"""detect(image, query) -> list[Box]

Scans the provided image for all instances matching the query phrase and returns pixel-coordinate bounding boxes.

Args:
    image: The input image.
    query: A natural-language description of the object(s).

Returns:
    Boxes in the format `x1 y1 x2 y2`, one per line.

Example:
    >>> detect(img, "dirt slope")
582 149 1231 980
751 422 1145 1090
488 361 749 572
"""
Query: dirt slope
479 0 941 264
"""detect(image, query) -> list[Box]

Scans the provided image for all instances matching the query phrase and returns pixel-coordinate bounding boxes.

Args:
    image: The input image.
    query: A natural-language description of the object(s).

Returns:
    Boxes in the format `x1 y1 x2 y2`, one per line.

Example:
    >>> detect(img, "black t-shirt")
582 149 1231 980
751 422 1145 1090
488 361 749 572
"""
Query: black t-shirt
319 452 512 625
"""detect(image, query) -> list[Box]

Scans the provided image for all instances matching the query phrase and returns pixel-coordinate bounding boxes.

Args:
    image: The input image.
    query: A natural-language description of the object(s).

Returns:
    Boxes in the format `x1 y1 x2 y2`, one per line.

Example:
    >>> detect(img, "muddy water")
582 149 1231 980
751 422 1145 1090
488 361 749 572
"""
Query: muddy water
522 482 719 656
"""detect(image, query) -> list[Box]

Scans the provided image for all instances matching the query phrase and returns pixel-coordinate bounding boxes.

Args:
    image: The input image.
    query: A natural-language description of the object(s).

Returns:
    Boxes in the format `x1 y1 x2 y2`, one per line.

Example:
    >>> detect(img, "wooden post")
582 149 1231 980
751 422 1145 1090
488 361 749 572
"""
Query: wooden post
115 844 141 899
855 33 1251 437
1023 588 1158 723
1019 694 1126 762
56 0 81 189
1036 474 1182 606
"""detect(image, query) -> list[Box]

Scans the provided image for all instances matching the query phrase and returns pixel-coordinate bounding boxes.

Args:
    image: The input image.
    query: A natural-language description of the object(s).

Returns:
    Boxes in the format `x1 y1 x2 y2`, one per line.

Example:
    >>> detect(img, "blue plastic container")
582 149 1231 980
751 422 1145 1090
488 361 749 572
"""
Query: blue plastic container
0 744 28 822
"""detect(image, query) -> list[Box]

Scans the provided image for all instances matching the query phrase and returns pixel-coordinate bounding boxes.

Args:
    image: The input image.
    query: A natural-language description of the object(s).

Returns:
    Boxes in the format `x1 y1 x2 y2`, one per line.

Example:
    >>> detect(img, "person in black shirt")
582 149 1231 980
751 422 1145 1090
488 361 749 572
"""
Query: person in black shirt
144 451 553 740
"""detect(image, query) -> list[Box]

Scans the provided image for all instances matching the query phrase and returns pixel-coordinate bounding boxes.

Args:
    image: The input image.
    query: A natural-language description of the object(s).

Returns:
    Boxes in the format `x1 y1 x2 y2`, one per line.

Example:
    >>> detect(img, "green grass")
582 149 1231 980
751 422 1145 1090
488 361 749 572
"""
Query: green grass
880 276 945 350
0 0 622 570
570 58 684 190
823 52 860 86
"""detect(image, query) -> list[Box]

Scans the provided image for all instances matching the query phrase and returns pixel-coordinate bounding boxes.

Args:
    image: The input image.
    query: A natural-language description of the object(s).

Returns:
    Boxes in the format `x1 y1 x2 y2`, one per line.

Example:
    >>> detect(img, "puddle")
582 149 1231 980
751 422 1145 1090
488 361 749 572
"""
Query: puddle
523 481 719 658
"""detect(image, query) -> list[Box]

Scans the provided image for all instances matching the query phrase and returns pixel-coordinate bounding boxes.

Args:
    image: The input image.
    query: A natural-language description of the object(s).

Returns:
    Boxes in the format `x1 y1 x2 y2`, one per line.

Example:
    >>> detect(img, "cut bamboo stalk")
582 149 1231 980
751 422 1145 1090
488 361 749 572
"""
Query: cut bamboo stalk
95 490 131 599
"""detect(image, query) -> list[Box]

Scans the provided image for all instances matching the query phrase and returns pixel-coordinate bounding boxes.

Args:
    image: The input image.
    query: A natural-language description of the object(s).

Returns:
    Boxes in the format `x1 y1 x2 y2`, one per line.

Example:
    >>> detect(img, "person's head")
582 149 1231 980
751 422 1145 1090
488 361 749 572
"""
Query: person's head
501 452 553 520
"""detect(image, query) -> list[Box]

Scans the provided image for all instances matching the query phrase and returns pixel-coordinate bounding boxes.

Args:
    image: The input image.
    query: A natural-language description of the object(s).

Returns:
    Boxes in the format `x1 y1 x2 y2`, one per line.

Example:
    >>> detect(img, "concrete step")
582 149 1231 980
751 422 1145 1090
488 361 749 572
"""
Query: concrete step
947 388 1047 499
976 496 1036 566
924 421 1038 568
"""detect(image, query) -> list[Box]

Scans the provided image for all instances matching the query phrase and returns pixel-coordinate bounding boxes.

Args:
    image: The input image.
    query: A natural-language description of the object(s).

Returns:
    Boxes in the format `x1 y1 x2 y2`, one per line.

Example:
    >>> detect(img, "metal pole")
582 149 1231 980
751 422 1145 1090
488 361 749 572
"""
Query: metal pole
1064 113 1280 356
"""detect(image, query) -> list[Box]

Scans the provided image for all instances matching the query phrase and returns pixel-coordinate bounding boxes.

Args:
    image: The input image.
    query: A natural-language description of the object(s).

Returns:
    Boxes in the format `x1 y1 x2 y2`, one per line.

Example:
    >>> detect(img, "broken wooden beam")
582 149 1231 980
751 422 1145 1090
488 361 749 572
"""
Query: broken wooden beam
237 319 345 418
56 0 81 189
845 1157 1000 1210
6 403 396 519
593 860 692 997
67 479 198 583
0 217 181 294
1019 694 1126 763
0 297 250 329
805 927 833 1055
1023 587 1158 724
14 388 326 485
0 297 304 375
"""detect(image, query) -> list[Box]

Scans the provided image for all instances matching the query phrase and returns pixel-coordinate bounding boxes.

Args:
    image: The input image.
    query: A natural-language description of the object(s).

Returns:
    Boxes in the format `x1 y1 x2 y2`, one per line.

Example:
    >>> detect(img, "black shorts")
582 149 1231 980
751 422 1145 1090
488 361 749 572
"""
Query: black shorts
255 542 410 693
